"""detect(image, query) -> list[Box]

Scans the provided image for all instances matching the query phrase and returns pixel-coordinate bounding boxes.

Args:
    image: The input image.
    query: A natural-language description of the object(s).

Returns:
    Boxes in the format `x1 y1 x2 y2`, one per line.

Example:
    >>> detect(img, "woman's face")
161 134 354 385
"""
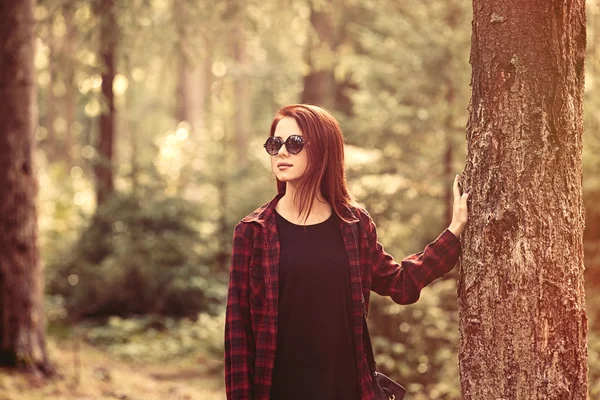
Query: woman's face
271 117 308 185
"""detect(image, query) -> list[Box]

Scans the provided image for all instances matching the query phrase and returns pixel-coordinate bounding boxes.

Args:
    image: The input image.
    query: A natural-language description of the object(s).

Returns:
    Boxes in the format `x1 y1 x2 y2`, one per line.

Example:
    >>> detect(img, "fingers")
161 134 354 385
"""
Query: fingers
461 192 469 208
453 175 461 202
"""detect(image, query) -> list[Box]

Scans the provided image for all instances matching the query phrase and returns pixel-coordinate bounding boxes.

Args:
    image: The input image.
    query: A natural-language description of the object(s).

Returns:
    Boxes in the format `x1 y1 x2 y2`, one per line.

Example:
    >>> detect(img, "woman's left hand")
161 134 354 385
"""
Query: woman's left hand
448 174 469 237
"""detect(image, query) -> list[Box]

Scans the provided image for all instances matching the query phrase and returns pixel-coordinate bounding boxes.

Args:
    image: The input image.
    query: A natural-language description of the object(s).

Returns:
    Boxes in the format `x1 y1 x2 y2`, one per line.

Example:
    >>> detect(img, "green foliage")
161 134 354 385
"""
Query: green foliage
76 313 224 367
46 187 225 318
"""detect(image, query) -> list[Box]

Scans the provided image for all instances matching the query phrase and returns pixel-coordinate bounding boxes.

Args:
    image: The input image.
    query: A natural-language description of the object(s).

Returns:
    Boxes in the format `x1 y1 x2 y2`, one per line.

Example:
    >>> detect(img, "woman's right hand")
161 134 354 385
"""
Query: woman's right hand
448 174 469 237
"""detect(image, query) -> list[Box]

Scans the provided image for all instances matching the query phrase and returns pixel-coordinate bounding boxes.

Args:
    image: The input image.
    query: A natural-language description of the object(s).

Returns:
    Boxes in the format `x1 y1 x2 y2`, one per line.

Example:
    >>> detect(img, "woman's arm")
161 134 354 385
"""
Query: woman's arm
367 175 469 304
224 222 256 400
366 215 461 304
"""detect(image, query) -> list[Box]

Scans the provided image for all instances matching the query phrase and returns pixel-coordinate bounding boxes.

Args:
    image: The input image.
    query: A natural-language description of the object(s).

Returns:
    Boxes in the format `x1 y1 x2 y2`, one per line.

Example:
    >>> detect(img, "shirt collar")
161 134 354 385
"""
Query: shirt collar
241 191 359 226
240 192 285 226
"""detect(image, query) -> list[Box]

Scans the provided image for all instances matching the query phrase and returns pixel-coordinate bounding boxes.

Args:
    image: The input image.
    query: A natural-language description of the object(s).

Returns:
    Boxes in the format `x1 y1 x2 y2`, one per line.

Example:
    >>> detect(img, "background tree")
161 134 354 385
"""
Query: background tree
94 0 117 207
302 0 336 107
0 0 50 372
458 0 588 398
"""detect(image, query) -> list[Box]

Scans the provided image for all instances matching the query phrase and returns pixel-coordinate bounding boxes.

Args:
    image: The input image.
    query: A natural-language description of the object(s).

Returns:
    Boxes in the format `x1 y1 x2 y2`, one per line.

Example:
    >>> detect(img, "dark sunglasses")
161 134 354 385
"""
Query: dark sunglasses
263 135 307 156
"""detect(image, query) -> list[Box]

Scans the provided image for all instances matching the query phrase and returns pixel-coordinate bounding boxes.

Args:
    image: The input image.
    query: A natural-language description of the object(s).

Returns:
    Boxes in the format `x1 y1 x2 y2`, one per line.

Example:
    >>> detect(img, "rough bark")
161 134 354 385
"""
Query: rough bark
458 1 588 399
0 0 51 372
94 0 117 207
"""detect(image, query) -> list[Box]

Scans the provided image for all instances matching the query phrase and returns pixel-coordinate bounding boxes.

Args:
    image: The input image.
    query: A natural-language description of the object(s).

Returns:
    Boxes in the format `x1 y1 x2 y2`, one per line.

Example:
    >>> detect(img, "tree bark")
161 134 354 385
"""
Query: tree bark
95 0 117 207
458 1 588 399
0 0 51 372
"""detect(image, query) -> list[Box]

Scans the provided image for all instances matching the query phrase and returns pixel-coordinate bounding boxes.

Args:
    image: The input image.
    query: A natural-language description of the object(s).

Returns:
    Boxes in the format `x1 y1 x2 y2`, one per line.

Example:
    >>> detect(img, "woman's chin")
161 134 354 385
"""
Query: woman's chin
275 175 300 184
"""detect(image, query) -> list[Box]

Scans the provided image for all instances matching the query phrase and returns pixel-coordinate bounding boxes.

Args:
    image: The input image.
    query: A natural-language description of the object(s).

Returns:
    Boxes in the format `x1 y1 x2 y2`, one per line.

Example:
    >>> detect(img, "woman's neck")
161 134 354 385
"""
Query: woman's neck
276 184 331 225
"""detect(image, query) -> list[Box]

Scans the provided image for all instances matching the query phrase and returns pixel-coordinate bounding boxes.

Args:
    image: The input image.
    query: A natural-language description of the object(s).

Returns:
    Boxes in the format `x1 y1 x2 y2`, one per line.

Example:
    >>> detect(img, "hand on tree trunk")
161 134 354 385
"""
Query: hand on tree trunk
448 174 469 237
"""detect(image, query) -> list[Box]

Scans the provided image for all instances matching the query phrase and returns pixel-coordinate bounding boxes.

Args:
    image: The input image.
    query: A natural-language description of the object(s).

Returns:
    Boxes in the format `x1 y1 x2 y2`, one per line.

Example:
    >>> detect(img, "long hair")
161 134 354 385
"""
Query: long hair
269 104 355 223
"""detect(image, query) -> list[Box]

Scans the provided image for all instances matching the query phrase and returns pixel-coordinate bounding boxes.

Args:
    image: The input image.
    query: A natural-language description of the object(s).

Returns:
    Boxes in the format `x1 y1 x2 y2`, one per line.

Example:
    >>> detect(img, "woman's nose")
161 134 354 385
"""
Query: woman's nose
277 143 289 156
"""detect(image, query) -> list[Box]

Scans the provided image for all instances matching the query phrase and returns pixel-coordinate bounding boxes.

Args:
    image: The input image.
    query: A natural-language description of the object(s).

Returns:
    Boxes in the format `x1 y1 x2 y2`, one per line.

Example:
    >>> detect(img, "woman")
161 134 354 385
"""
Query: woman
224 104 469 400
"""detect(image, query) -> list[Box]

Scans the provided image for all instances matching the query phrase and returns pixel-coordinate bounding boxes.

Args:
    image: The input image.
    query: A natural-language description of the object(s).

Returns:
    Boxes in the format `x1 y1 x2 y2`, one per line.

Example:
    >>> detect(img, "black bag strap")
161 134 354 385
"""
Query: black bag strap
363 313 377 375
350 221 377 376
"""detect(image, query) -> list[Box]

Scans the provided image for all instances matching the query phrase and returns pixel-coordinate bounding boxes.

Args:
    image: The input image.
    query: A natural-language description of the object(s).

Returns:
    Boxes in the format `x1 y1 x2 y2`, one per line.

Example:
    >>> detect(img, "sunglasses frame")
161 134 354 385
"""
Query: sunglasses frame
263 135 307 156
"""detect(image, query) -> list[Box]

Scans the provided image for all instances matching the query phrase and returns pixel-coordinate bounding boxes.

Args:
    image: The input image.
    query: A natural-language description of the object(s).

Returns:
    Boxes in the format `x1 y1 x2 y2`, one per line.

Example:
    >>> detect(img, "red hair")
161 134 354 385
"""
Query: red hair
269 104 355 223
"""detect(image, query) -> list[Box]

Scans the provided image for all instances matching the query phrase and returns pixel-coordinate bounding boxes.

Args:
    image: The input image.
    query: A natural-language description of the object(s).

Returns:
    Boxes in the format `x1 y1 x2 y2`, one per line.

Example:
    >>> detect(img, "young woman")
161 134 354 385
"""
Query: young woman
224 104 469 400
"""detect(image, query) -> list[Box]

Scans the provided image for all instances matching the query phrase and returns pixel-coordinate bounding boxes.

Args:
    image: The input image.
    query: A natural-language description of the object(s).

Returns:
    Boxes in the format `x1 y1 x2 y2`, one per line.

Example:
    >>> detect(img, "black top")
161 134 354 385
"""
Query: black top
270 210 360 400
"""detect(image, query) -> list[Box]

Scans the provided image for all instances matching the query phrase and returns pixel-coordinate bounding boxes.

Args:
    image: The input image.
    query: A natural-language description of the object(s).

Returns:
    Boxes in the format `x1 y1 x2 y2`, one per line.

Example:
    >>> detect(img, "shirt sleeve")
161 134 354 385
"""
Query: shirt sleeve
364 212 461 304
224 222 255 400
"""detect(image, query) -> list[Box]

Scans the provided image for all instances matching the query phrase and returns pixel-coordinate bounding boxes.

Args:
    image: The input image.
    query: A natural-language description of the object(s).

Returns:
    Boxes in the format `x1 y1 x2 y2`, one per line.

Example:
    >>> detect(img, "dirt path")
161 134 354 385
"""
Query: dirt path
0 340 225 400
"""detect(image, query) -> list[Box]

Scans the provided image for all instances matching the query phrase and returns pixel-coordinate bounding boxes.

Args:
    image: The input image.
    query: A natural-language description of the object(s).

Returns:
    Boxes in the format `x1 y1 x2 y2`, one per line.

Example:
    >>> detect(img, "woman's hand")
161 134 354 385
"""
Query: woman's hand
448 174 469 237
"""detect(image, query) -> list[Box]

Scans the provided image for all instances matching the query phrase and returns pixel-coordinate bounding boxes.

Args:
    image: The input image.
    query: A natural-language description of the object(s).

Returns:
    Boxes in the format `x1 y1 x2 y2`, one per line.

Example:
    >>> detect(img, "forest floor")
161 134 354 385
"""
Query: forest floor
0 337 225 400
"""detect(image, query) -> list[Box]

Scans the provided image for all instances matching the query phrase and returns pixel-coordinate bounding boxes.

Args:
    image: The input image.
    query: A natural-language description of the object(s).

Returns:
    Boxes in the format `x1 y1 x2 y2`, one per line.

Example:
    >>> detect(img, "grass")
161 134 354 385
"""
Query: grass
0 336 225 400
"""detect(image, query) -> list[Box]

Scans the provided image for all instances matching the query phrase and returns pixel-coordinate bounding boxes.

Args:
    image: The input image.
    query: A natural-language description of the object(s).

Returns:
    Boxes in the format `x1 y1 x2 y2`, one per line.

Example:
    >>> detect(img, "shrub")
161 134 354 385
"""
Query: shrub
46 190 226 318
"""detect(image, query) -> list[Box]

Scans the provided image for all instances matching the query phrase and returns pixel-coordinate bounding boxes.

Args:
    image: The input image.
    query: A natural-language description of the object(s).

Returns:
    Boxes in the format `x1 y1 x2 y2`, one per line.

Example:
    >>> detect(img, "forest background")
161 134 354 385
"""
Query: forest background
4 0 600 399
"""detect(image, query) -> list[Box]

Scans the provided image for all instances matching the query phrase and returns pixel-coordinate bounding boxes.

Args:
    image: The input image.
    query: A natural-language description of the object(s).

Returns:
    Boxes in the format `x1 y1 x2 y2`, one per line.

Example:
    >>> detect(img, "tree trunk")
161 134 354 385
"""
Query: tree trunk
458 1 588 399
301 0 335 107
95 0 117 207
232 21 250 167
63 3 77 166
0 0 51 372
44 22 58 161
174 0 210 187
174 0 207 136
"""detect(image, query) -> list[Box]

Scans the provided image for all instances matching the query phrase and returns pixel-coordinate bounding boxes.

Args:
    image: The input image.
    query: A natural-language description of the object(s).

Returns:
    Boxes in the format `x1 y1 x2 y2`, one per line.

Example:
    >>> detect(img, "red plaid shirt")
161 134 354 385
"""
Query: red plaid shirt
224 193 461 399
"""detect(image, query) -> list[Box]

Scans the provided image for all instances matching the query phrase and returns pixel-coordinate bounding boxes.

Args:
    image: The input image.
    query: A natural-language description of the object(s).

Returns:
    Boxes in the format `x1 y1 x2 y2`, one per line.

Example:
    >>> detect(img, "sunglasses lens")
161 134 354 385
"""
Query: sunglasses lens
286 135 304 154
265 137 283 155
264 135 305 155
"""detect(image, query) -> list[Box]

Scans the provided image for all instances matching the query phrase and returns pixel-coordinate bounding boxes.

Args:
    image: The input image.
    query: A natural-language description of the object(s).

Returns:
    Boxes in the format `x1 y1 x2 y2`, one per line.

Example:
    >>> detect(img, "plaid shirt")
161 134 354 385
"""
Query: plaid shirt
224 193 461 400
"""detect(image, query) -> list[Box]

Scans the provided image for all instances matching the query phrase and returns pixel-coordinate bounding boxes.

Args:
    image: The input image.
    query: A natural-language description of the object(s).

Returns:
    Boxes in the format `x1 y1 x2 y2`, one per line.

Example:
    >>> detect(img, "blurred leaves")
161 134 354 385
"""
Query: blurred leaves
369 279 460 399
46 184 224 318
76 313 224 367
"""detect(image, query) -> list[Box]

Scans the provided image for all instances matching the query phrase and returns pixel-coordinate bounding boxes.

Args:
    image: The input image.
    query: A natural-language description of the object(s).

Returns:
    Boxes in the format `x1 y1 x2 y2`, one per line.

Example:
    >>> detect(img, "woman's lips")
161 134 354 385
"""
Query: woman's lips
277 162 292 169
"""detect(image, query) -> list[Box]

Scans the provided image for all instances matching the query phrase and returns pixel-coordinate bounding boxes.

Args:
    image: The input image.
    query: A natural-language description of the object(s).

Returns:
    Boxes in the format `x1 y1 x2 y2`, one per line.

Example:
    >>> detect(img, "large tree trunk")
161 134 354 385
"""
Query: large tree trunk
0 0 51 372
95 0 117 207
458 1 588 399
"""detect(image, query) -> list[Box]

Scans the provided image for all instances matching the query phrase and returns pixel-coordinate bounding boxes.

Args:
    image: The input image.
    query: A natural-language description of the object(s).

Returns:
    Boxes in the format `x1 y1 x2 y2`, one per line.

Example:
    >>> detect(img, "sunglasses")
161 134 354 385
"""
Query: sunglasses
263 135 307 156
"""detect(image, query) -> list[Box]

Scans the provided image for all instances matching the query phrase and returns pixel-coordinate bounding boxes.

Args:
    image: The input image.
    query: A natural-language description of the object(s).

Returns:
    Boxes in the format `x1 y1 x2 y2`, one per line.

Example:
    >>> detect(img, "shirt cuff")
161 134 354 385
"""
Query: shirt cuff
441 228 462 247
